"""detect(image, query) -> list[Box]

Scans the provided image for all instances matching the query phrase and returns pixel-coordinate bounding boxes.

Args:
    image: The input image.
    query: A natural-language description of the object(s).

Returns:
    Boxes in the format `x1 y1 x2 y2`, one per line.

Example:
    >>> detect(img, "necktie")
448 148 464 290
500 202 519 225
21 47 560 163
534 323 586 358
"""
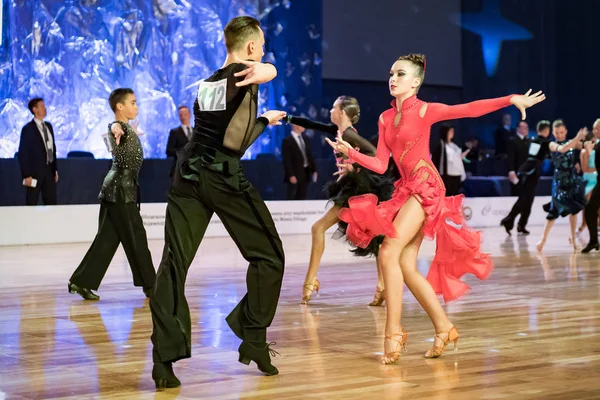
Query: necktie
297 135 308 166
41 123 53 164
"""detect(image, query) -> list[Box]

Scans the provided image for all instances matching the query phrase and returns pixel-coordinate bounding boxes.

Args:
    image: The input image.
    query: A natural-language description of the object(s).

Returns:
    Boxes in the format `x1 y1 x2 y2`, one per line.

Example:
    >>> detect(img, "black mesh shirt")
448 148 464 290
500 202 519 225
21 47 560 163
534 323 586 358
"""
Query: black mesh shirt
190 63 269 159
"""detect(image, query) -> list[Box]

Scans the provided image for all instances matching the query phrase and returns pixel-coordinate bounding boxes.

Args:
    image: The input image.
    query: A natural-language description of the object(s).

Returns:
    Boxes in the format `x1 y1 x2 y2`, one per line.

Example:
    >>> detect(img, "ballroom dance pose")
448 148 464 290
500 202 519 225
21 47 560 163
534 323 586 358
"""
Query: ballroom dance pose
327 53 545 364
577 130 598 233
286 96 394 306
501 120 552 235
150 16 287 389
68 88 156 301
537 121 587 252
580 119 600 253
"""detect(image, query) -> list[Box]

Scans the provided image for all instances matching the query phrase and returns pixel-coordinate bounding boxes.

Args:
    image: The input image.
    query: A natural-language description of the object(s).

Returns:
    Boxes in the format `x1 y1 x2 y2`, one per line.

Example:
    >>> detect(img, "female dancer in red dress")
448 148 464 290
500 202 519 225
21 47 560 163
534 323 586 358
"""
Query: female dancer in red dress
327 54 545 364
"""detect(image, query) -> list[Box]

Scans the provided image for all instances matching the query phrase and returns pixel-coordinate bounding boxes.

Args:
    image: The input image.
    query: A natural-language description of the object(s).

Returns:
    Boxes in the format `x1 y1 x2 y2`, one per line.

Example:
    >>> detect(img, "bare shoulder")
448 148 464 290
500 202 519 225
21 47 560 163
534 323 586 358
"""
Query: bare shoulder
419 103 429 118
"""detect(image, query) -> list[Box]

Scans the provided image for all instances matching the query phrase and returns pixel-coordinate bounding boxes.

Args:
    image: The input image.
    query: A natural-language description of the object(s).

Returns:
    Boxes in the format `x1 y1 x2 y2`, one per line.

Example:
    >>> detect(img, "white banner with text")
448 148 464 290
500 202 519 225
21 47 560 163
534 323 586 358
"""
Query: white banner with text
0 197 565 246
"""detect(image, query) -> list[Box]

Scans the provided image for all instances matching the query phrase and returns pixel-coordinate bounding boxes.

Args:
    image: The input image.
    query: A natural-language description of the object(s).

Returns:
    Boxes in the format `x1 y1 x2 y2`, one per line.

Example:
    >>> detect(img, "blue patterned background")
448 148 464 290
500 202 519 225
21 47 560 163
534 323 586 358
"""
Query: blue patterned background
0 0 322 159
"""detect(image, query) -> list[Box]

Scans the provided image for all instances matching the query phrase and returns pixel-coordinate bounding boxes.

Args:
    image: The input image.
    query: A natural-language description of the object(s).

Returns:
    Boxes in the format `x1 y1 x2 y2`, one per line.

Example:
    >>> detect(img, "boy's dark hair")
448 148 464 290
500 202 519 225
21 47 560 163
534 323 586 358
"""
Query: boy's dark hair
109 88 134 112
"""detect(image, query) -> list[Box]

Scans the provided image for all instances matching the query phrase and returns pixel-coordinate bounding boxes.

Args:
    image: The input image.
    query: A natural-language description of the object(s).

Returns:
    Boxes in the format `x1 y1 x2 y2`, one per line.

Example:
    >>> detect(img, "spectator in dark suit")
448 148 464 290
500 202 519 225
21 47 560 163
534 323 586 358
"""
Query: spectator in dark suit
462 137 480 175
506 120 530 196
494 113 515 157
18 97 58 205
281 124 317 200
166 105 192 176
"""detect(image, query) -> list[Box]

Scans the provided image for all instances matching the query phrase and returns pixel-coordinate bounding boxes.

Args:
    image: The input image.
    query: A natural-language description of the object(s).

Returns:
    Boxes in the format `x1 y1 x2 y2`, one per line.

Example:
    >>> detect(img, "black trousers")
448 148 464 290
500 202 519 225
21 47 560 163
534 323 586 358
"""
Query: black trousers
286 167 311 200
510 177 523 197
584 183 600 244
25 165 57 205
504 173 539 229
69 200 156 291
441 175 462 197
150 152 285 363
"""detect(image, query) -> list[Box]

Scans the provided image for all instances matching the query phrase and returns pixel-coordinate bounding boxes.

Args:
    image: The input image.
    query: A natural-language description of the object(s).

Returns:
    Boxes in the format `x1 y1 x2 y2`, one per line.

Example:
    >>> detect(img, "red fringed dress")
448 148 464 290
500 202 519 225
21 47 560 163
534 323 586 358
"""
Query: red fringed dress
339 94 514 302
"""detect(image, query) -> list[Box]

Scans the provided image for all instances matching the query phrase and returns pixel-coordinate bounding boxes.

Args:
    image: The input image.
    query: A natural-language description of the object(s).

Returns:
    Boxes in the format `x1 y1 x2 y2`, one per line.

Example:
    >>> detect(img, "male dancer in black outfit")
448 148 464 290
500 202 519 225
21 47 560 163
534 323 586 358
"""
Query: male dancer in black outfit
68 88 156 300
501 120 551 235
582 119 600 253
150 16 287 389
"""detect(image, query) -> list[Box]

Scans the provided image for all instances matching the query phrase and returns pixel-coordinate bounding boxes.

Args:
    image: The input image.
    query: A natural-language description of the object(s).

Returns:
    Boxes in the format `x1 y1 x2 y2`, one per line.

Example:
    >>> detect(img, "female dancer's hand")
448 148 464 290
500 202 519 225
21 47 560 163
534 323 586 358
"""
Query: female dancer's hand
261 110 287 126
333 163 354 182
325 132 353 156
510 89 546 119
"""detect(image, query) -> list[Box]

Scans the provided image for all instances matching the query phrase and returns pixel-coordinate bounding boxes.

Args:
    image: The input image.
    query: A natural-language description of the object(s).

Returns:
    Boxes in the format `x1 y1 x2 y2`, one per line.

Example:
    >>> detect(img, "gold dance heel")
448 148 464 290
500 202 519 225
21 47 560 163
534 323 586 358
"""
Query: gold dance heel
424 326 459 358
300 278 320 305
381 328 408 364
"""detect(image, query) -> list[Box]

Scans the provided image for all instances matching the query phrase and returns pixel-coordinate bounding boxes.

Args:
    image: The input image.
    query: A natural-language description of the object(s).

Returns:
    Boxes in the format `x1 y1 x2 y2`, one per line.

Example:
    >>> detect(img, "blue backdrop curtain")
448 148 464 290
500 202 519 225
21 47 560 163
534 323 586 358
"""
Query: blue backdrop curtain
460 0 600 144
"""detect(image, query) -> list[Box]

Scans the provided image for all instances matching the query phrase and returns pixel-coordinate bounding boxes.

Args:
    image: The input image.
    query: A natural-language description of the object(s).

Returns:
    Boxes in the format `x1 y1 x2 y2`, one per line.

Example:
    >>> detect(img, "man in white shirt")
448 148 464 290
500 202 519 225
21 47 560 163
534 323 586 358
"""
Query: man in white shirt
18 97 59 205
282 124 317 200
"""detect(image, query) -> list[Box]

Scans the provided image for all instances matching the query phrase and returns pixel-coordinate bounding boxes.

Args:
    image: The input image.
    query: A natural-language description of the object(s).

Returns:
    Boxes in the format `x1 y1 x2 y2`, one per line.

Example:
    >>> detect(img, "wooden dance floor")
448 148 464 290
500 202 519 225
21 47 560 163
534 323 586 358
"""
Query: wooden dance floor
0 225 599 399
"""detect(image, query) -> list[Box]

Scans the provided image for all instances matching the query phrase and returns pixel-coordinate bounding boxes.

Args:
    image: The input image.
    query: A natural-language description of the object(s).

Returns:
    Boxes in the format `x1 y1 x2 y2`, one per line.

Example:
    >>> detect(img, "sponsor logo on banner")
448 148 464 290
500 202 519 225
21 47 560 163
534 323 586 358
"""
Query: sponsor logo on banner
482 204 508 217
462 206 472 221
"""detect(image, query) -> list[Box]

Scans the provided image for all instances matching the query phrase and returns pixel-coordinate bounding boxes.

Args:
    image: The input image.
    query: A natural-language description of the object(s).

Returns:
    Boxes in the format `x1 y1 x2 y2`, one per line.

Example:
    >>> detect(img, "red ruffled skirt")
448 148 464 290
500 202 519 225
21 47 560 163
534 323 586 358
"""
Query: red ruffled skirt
338 169 493 302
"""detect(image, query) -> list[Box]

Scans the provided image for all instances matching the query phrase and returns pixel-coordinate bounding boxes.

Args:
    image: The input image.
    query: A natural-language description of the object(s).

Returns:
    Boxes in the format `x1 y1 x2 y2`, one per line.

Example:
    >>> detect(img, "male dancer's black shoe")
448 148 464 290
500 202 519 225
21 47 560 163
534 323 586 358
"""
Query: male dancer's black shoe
144 287 153 298
238 341 279 376
581 242 600 253
517 226 530 235
68 282 100 300
500 218 513 236
152 361 181 390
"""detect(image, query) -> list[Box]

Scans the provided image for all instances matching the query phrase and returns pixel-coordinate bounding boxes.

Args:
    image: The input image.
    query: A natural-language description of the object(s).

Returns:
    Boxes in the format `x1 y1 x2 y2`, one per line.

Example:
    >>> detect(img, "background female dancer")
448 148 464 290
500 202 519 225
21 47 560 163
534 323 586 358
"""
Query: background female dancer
286 96 394 306
577 133 597 233
327 53 545 364
537 121 587 251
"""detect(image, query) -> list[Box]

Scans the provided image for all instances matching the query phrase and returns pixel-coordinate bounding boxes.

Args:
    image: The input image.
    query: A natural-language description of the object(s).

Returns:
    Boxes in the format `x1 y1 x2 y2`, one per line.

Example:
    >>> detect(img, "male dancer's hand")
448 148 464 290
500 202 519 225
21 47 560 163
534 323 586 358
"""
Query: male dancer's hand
110 123 125 145
130 119 144 135
235 60 277 86
262 110 286 126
